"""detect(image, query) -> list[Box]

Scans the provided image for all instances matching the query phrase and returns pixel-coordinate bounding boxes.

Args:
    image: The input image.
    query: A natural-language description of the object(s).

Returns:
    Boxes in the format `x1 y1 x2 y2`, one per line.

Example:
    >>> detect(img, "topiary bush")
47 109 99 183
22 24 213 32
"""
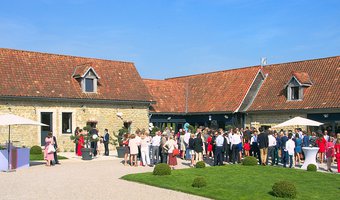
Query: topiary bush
242 156 258 166
192 176 207 188
196 161 206 168
30 145 42 155
307 164 317 172
272 181 297 199
153 163 171 176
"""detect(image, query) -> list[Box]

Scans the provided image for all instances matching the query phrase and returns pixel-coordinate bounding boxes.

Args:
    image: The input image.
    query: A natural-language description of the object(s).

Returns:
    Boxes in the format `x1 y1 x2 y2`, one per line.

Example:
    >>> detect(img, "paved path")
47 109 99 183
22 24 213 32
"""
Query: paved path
0 153 209 200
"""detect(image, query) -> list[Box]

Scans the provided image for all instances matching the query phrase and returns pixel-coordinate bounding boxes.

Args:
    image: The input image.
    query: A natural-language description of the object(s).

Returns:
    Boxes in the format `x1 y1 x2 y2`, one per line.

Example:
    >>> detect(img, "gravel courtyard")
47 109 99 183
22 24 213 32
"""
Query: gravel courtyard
0 153 209 200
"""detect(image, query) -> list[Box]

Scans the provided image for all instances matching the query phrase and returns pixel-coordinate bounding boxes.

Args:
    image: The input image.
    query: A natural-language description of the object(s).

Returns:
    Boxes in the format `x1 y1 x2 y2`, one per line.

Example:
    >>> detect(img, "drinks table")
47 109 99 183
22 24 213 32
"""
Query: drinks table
301 147 319 170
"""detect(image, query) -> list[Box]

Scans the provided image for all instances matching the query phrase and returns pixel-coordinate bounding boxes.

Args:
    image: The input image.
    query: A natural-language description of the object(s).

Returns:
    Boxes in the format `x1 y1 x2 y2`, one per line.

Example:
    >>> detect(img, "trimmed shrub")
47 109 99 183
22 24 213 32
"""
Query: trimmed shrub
242 156 258 166
30 145 42 155
272 181 297 199
307 164 317 172
196 161 206 168
192 176 207 188
153 163 171 176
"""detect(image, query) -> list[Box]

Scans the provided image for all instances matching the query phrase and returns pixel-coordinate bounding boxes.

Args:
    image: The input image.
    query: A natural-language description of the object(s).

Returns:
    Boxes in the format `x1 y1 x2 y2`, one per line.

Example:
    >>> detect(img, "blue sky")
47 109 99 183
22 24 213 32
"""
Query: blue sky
1 0 339 79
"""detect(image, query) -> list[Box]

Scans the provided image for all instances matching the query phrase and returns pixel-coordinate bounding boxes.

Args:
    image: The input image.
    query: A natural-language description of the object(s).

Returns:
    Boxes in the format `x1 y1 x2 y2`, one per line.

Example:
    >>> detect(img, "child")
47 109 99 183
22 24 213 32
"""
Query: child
325 137 334 172
243 139 250 157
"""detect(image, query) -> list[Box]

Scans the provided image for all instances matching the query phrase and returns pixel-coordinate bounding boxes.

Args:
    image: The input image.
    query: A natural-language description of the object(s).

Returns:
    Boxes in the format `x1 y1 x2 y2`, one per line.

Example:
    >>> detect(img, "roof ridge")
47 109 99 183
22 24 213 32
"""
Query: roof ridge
263 55 340 68
166 65 261 80
0 47 134 64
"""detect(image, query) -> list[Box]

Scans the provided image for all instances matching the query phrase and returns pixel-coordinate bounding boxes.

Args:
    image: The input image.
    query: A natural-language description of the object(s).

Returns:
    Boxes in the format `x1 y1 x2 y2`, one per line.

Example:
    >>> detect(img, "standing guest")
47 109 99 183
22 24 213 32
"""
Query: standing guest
302 131 310 148
77 129 84 156
74 127 80 155
122 133 130 166
267 131 276 165
294 133 303 165
184 130 191 160
135 131 142 165
281 132 289 167
140 133 151 167
309 132 317 147
251 130 260 161
244 127 252 143
102 129 110 156
203 129 210 157
316 134 327 164
223 132 231 162
44 132 54 167
164 135 178 169
231 130 242 164
52 134 60 165
193 133 204 162
206 133 214 158
334 138 340 173
325 137 335 172
189 133 196 167
274 132 281 165
179 130 186 159
243 139 250 157
128 134 139 167
258 128 269 166
214 131 224 166
160 132 168 164
286 133 296 168
90 128 99 157
151 131 161 165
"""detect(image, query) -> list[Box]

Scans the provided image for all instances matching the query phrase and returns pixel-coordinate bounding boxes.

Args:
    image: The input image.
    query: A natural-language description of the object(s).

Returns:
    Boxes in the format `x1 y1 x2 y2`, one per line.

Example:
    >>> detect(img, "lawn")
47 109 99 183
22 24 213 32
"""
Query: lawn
30 154 68 161
122 165 340 200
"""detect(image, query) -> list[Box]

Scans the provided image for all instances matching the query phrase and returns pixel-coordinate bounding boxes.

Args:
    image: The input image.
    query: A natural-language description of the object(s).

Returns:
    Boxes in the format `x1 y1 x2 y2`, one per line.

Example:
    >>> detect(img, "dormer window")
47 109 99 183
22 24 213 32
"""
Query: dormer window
85 78 94 92
285 71 312 101
73 65 100 93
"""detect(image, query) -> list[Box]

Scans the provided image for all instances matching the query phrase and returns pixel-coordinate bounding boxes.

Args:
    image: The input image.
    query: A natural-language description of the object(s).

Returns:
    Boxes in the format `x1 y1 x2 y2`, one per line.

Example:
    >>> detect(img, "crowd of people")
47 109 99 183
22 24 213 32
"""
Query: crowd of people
119 126 340 173
46 125 340 173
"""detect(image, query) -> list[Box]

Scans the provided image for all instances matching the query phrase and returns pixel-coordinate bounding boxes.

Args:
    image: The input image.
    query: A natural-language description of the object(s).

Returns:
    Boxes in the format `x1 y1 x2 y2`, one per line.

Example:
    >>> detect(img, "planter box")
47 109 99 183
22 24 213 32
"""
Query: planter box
81 148 92 160
116 146 125 158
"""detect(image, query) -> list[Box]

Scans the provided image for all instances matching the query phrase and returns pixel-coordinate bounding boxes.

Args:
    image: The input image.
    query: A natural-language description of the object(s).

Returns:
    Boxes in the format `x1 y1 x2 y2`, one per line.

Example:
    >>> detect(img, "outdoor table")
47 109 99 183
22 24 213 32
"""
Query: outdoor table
301 147 319 170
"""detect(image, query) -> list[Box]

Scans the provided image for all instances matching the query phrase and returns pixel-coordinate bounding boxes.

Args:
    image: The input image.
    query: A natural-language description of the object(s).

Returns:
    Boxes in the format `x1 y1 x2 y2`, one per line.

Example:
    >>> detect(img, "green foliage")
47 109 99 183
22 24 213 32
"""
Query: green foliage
151 126 160 137
113 127 129 146
188 125 197 133
242 156 258 166
225 125 235 131
195 161 206 168
192 176 207 188
307 164 317 172
153 163 171 176
30 145 42 155
272 181 297 199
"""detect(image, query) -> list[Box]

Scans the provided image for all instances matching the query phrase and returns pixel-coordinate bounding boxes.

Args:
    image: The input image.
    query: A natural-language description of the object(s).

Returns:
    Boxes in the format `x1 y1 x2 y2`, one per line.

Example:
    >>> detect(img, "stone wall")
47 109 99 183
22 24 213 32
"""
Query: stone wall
0 100 149 151
245 112 307 131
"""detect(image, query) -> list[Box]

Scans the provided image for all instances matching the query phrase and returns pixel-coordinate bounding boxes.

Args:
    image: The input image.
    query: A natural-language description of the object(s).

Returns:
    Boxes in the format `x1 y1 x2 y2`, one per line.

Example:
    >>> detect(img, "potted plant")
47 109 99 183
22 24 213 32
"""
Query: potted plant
114 126 128 158
70 125 99 160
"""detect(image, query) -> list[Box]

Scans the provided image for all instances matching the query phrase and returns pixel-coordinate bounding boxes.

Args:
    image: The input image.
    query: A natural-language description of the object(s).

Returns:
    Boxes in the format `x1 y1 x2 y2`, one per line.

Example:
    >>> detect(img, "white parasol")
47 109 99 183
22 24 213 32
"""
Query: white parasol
273 116 323 128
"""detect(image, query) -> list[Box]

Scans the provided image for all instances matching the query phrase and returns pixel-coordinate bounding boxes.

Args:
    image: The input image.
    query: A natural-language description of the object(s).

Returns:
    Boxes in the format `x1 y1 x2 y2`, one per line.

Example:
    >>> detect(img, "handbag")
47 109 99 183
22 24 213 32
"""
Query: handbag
173 148 180 157
48 144 56 154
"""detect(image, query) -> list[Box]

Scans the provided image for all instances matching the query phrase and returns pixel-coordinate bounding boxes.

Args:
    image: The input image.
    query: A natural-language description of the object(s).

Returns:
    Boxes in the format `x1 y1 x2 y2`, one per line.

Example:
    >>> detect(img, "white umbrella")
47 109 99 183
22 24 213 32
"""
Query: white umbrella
0 113 48 172
273 116 323 128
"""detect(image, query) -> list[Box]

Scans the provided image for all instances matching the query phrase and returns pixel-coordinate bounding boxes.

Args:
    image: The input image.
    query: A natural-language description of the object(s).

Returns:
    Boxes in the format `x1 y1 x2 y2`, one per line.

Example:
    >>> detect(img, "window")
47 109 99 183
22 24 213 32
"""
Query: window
291 86 300 100
62 113 72 134
85 78 94 92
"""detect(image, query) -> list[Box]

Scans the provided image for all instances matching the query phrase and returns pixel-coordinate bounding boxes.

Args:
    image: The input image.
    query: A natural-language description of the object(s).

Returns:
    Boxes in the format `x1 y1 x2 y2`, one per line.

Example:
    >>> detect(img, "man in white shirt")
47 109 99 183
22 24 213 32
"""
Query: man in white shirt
286 133 296 168
267 131 277 165
151 131 161 165
231 132 242 164
214 132 224 166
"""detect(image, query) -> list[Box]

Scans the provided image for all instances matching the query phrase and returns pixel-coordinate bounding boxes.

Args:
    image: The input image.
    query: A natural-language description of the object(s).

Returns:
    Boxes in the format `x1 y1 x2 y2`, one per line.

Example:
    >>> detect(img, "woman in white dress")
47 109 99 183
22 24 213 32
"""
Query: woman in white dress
128 134 139 166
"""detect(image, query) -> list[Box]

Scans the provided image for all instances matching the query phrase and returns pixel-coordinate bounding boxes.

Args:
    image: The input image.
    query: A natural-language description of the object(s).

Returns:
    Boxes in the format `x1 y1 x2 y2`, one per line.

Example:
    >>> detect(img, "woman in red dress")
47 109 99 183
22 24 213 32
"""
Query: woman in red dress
206 133 213 158
334 138 340 173
316 135 327 164
77 129 85 156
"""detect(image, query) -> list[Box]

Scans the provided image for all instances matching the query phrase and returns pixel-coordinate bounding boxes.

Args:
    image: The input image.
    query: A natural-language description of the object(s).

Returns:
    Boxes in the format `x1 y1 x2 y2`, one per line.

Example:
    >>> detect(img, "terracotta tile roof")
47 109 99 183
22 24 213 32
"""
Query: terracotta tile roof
0 48 152 102
248 56 340 111
292 71 313 85
143 79 187 113
144 67 260 113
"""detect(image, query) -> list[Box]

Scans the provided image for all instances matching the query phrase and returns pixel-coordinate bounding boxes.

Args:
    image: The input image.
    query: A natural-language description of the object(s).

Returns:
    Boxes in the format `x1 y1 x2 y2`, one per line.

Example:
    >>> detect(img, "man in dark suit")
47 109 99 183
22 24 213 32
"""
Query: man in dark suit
53 135 60 165
258 128 269 166
90 128 99 156
103 129 110 156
